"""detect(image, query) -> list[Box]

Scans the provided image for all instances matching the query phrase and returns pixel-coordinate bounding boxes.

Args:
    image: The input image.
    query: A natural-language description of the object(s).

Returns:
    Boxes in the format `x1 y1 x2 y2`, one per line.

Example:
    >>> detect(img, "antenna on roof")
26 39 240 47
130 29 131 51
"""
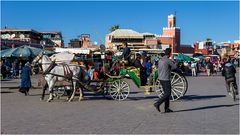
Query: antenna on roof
174 11 176 16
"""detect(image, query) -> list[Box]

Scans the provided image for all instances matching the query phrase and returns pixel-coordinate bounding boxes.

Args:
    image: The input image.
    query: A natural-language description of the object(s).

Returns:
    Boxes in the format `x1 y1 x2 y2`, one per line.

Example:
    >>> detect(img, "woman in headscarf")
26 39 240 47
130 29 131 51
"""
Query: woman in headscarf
19 62 32 96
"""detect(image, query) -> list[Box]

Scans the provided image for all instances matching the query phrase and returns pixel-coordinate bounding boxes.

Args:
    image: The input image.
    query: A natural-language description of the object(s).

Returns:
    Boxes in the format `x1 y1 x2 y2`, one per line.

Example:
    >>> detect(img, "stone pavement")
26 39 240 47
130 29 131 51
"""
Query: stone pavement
0 72 239 134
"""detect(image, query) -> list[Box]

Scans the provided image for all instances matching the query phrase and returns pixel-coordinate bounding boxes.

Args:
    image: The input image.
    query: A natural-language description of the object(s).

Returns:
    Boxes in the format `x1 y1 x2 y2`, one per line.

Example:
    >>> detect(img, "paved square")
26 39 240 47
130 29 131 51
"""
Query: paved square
1 72 239 134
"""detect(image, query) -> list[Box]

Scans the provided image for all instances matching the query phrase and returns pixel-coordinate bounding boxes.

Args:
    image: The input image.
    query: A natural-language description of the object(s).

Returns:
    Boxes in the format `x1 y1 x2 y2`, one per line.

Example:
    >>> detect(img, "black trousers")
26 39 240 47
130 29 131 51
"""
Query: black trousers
140 67 147 86
155 80 171 110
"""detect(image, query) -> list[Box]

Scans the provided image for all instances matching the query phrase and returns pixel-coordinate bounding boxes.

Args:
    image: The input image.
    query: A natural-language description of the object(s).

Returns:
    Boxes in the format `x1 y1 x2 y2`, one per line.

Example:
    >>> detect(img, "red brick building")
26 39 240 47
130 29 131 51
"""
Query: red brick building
179 45 195 54
193 40 214 55
68 34 99 49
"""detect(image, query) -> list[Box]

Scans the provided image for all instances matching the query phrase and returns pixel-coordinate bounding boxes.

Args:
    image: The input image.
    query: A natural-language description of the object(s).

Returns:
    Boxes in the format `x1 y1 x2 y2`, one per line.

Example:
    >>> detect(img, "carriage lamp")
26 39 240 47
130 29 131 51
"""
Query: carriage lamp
100 44 106 71
100 44 106 60
101 52 105 60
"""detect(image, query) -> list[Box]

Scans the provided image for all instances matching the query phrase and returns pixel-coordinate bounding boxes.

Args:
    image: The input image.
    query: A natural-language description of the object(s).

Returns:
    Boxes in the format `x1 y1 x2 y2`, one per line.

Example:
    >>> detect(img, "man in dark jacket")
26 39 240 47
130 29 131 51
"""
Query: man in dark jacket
222 59 238 95
19 62 32 96
154 48 177 113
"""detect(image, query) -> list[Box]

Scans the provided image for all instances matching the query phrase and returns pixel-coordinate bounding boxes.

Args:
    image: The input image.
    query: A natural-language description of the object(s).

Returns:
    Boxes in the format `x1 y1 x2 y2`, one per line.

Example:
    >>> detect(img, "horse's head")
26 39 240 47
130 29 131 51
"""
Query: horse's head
32 53 44 66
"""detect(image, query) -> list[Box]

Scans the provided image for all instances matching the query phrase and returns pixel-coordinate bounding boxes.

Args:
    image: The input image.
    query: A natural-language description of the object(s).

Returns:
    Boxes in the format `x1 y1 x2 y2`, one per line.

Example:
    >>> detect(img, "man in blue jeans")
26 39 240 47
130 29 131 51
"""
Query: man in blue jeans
154 48 177 113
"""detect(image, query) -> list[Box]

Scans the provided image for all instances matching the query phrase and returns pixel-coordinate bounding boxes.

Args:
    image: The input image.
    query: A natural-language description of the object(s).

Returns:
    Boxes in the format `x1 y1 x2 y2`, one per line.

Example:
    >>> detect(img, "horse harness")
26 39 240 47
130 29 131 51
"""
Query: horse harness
43 62 73 80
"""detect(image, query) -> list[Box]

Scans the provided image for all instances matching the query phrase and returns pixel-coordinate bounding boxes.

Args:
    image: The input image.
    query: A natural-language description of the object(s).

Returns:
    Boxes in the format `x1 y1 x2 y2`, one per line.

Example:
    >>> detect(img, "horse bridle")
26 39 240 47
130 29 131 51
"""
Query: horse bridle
32 53 43 65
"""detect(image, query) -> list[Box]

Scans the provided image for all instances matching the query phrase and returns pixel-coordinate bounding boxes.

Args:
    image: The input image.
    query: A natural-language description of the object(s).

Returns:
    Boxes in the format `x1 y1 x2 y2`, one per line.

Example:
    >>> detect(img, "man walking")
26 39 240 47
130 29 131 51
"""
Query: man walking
19 62 32 96
191 62 197 76
154 48 177 113
206 61 213 76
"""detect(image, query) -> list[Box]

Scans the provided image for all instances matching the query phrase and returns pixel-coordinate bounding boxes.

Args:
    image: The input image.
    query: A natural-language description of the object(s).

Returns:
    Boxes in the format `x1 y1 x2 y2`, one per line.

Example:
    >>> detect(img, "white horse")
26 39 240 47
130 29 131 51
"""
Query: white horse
32 54 88 102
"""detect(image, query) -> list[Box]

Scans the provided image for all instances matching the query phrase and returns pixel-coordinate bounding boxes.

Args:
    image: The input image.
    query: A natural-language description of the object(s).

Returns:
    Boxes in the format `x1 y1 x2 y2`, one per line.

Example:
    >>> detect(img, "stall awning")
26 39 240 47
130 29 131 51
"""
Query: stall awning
55 47 91 54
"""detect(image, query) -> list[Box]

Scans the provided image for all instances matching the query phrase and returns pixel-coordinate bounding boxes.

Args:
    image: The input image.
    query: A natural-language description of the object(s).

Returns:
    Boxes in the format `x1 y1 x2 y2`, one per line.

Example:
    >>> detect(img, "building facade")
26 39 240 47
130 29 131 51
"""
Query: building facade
105 29 145 50
105 14 183 53
193 40 240 58
40 32 64 47
0 28 64 50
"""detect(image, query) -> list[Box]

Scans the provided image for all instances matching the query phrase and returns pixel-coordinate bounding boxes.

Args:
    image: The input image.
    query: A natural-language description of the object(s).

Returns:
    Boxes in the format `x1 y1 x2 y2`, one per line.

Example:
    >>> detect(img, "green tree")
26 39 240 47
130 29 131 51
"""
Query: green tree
206 38 213 46
206 38 212 42
110 25 120 32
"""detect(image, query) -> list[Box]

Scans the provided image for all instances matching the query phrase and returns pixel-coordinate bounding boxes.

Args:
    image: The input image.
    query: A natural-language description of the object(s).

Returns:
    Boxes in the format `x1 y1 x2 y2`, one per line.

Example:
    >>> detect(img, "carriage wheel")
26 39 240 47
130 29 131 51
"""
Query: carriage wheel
155 72 188 101
108 79 130 101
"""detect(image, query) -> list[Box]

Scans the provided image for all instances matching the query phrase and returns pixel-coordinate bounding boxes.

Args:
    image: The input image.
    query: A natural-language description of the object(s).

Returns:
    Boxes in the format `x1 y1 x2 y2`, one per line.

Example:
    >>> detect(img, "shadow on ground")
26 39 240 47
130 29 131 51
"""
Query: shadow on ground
174 103 239 113
28 93 230 102
178 94 226 102
1 91 14 94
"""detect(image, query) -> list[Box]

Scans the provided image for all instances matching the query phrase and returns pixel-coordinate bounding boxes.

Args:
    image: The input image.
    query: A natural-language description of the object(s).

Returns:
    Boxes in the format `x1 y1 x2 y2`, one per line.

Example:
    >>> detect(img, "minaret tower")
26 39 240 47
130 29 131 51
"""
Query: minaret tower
162 13 181 53
168 14 176 28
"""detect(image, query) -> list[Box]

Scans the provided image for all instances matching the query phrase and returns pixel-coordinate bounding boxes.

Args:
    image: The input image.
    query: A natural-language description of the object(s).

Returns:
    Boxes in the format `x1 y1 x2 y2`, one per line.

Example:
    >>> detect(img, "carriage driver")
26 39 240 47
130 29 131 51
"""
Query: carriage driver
121 42 131 61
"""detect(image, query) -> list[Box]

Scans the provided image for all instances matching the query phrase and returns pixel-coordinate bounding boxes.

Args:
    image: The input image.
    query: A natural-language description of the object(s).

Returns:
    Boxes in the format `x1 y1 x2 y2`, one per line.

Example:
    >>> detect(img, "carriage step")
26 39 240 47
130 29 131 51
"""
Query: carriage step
105 74 122 79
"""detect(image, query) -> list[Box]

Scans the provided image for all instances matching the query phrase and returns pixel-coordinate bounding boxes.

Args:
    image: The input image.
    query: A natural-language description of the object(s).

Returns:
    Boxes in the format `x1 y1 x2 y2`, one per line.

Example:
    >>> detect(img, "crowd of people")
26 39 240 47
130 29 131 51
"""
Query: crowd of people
0 59 28 80
177 57 239 77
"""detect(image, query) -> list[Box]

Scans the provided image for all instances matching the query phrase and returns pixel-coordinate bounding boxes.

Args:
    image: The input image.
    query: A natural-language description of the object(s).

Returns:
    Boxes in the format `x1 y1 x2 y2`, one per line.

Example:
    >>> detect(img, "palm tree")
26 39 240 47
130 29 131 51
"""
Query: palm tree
206 38 212 42
110 25 120 32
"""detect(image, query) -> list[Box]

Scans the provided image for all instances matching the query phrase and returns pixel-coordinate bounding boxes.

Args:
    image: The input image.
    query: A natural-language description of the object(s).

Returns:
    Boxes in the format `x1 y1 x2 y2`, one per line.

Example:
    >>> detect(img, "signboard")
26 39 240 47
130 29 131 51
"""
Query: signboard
199 42 204 49
160 44 170 50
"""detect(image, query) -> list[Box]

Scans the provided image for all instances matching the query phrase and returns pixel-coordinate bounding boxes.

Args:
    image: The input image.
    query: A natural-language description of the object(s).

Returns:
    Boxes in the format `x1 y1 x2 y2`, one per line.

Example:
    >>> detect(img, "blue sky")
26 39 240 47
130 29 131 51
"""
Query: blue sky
1 1 239 46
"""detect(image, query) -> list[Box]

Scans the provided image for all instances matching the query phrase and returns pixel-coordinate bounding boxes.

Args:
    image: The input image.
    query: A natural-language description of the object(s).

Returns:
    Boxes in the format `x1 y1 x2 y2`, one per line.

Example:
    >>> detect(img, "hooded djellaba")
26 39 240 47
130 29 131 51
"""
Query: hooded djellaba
19 62 32 96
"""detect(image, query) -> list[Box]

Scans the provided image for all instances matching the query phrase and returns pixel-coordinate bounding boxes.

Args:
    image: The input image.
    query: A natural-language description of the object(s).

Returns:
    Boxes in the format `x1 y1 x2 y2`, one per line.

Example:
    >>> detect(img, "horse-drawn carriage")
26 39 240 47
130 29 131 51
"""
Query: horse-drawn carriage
106 50 188 101
32 48 188 102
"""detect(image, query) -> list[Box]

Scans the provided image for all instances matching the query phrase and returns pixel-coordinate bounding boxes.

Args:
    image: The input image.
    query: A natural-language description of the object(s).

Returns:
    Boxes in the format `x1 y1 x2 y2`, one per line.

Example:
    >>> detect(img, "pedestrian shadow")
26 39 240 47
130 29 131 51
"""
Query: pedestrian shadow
0 91 14 94
178 95 226 102
82 93 156 101
174 103 239 113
